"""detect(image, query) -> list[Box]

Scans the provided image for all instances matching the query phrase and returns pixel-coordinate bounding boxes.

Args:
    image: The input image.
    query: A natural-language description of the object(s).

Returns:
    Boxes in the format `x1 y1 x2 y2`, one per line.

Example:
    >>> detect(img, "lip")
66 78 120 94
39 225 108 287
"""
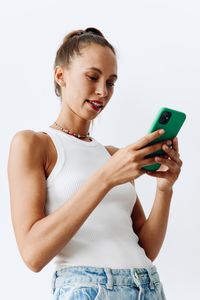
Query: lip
87 100 104 105
85 100 103 112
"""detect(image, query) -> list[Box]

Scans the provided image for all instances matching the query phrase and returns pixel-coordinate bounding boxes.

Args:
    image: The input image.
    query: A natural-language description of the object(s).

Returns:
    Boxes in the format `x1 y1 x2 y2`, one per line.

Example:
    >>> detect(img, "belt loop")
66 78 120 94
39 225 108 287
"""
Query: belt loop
147 268 155 291
131 269 143 300
104 268 113 290
51 271 58 294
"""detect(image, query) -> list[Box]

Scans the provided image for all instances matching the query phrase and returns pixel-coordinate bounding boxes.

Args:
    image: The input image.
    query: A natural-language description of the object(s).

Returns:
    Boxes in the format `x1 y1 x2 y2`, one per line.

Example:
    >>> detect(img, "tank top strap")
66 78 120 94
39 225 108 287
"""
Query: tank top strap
41 128 65 186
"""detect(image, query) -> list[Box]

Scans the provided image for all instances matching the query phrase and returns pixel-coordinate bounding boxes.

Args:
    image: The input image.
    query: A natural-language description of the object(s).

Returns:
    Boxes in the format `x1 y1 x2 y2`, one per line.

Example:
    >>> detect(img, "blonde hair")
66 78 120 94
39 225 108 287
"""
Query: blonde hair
54 27 116 98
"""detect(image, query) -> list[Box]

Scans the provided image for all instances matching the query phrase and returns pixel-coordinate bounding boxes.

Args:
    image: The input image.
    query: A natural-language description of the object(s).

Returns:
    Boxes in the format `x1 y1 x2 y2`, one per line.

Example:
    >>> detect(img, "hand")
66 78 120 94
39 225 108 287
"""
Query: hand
145 137 183 191
101 129 167 188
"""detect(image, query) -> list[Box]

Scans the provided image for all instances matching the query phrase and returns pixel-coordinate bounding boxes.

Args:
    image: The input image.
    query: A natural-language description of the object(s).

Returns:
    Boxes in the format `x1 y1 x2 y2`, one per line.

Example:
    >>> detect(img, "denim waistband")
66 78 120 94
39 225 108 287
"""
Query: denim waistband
53 265 160 291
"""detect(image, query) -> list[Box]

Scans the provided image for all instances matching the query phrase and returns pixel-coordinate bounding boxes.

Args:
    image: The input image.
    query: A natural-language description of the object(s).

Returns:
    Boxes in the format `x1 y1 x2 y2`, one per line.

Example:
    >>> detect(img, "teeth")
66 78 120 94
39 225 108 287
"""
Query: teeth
92 102 101 107
87 100 102 108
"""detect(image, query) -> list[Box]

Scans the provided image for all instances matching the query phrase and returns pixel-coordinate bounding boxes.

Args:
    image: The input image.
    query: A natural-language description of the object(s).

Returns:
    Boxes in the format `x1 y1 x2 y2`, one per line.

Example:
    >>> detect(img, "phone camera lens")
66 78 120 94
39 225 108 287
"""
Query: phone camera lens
159 111 172 124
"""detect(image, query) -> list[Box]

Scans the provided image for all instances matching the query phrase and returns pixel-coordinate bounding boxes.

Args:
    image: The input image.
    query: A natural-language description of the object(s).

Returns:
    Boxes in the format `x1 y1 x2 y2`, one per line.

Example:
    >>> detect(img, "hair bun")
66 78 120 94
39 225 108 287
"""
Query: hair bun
85 27 104 37
63 28 104 43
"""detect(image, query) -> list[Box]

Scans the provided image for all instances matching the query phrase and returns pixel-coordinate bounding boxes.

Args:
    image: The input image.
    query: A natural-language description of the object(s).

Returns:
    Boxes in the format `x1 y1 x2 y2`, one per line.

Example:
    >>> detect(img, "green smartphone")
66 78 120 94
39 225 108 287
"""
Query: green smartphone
143 107 186 171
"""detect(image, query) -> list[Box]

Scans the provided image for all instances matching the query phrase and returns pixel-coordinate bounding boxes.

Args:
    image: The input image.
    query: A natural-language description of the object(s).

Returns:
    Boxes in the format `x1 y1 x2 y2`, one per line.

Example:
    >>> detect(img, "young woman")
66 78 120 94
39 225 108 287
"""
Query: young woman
8 27 182 299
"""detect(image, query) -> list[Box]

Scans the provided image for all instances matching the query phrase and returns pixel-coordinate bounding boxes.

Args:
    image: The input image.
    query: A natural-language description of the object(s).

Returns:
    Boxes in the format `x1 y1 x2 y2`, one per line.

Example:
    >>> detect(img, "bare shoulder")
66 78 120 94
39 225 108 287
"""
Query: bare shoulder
104 145 120 156
9 129 52 154
8 130 48 169
10 130 47 148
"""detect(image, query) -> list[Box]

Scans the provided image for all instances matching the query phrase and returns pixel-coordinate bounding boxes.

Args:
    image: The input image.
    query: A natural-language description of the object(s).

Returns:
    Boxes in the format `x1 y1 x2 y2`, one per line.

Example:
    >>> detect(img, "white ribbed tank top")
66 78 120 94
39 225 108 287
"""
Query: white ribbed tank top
44 127 152 270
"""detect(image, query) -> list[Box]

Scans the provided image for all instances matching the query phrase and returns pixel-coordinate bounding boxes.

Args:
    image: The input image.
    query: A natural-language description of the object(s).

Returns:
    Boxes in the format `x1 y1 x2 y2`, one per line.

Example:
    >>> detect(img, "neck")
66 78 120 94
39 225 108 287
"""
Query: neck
53 109 91 136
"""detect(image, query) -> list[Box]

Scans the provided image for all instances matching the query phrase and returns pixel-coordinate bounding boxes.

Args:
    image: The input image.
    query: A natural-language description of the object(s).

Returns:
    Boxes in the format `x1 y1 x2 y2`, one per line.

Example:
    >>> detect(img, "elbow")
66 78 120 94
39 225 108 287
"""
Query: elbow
24 256 44 273
138 239 159 262
146 252 157 262
143 246 160 262
27 263 43 273
22 249 45 273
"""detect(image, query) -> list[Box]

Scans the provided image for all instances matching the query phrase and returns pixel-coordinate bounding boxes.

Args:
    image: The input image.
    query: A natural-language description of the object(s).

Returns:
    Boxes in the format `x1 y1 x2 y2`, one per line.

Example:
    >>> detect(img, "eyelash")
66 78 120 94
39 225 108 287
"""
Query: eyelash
87 76 115 87
88 76 98 81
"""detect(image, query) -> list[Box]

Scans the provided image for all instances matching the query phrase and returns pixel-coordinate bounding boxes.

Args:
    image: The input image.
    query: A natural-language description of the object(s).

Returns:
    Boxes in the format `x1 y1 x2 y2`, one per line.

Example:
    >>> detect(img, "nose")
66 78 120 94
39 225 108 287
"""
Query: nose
95 81 108 97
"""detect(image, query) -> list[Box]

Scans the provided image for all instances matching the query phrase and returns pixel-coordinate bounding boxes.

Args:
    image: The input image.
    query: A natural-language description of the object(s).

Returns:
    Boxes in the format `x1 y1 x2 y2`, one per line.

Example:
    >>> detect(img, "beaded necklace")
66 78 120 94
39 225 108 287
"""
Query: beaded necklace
54 122 92 141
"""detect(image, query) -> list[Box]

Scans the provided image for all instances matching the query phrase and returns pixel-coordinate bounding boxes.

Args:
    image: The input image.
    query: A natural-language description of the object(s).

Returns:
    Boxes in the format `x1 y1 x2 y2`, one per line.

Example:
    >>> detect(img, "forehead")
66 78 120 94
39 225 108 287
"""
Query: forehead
71 43 117 75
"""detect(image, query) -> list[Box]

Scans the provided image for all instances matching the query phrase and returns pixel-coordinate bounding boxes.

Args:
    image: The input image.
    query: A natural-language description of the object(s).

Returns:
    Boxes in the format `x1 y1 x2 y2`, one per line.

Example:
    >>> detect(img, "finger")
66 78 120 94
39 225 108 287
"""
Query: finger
140 156 159 168
162 153 169 159
172 137 179 152
162 144 182 166
155 156 179 171
145 170 168 178
139 141 167 158
132 129 165 150
138 137 173 159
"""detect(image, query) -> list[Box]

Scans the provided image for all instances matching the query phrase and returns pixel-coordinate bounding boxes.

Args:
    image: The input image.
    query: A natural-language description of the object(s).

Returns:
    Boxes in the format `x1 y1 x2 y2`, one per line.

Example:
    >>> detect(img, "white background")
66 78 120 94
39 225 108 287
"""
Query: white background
0 0 199 299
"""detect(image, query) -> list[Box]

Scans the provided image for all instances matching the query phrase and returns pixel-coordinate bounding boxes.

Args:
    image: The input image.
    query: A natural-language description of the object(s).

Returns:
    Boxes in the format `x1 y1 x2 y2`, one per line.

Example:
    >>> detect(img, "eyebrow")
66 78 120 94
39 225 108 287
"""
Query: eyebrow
86 67 118 80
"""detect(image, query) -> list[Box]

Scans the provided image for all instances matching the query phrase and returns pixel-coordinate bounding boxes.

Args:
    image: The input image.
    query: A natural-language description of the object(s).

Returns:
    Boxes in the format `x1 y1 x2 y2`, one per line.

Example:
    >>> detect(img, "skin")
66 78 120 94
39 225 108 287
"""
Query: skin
8 43 182 272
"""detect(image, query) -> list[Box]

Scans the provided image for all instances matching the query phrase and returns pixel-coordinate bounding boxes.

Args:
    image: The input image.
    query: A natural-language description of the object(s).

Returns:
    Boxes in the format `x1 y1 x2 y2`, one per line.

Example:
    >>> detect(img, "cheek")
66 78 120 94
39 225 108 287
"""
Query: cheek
108 88 114 98
76 79 92 96
63 87 80 104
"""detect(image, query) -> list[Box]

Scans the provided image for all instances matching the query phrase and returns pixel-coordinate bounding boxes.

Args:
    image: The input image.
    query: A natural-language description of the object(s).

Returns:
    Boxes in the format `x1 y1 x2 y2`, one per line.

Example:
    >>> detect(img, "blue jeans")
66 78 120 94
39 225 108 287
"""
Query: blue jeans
52 265 166 299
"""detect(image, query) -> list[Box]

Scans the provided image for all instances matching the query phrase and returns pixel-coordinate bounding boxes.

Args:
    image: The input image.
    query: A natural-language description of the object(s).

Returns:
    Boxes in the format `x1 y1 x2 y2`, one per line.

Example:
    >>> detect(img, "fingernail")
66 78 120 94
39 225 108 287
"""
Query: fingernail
159 129 165 134
155 156 162 161
166 140 172 146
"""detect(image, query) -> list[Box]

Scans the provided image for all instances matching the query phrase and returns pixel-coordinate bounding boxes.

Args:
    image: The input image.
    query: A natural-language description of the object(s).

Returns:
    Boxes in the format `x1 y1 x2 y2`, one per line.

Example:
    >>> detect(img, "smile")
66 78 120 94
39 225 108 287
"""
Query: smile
85 100 103 111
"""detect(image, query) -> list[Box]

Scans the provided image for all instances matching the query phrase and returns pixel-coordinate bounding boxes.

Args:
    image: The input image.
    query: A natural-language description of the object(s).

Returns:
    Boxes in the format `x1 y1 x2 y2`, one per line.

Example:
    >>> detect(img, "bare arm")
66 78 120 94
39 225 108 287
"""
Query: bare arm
132 137 182 261
131 192 172 261
8 131 111 272
8 129 168 272
106 145 172 261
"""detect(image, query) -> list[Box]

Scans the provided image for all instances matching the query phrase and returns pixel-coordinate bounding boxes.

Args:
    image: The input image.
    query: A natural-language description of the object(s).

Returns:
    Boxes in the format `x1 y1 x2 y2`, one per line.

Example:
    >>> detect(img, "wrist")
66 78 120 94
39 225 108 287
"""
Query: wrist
95 166 114 190
157 182 174 193
156 186 173 197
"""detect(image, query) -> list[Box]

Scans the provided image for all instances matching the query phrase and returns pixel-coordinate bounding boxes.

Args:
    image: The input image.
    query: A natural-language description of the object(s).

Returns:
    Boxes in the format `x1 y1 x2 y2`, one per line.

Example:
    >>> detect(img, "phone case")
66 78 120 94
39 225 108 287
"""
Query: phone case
143 107 186 171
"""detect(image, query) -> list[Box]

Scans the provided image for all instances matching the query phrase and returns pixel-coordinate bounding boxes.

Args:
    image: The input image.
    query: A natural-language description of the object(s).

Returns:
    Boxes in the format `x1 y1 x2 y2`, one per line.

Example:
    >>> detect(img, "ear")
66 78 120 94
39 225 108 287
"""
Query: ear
54 66 66 87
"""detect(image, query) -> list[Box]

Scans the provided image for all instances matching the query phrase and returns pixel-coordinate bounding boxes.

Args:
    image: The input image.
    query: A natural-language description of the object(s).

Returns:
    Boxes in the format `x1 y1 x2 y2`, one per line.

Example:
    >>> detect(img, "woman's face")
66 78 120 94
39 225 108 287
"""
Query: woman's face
59 43 118 121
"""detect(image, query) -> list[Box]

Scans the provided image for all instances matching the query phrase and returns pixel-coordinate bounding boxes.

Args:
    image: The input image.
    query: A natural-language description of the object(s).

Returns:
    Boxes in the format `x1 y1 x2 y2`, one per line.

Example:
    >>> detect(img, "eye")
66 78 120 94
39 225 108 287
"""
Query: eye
107 81 115 87
87 75 98 81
